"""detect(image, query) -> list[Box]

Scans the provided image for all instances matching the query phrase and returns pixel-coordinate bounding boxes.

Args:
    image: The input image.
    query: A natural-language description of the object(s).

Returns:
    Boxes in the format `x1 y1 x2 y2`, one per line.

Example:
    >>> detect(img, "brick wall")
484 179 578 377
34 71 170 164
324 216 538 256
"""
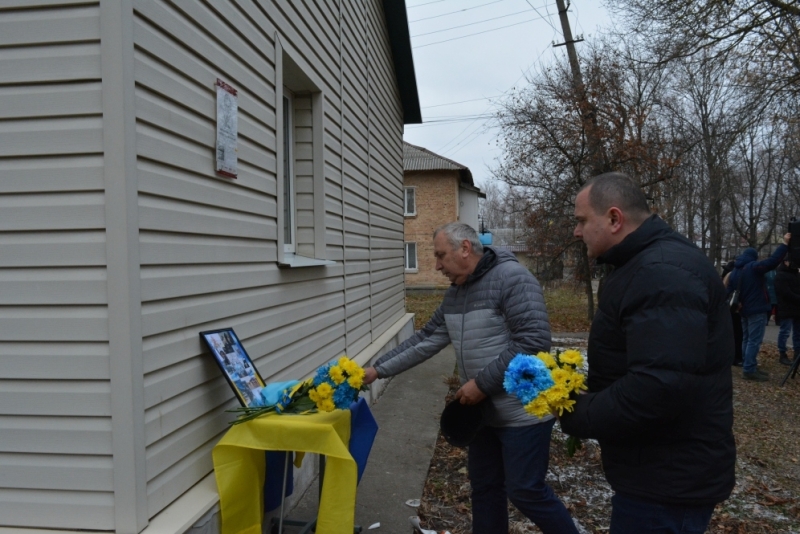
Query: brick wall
403 170 460 287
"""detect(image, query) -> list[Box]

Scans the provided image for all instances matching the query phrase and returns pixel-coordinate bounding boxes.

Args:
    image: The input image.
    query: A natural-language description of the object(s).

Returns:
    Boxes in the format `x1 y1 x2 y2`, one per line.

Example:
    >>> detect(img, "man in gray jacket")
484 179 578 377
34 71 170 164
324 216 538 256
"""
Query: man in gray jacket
364 222 577 534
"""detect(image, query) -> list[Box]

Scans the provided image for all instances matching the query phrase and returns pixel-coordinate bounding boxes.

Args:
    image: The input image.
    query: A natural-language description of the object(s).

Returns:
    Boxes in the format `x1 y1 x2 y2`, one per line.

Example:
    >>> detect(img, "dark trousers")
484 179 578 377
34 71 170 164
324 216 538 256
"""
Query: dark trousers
731 310 743 363
610 493 715 534
467 419 578 534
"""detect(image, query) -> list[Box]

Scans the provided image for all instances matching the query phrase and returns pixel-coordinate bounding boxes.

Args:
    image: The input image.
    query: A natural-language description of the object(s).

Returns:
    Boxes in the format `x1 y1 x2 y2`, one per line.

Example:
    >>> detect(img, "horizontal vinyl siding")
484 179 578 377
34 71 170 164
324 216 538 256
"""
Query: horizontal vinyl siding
341 0 372 350
365 0 405 338
132 0 396 519
133 0 279 515
0 2 113 530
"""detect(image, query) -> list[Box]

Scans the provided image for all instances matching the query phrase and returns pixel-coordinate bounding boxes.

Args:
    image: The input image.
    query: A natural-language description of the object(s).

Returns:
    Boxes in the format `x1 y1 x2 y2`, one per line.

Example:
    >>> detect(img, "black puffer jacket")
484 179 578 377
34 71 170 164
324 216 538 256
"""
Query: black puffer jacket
374 247 551 427
560 215 735 505
776 262 800 321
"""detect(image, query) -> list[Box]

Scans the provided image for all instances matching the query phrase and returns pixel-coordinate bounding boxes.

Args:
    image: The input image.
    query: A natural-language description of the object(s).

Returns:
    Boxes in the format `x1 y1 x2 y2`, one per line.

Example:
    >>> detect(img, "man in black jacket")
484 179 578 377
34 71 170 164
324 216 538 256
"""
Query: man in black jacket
560 173 735 534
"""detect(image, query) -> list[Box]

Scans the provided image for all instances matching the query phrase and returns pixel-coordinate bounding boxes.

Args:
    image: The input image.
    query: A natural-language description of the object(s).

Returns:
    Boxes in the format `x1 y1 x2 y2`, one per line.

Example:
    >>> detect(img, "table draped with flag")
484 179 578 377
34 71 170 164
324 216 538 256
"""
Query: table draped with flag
212 398 377 534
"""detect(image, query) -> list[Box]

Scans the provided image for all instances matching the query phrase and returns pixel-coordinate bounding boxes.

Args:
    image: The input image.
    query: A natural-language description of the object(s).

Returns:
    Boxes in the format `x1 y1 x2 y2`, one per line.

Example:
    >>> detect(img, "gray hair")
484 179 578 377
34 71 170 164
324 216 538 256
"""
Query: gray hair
433 222 484 254
578 172 651 223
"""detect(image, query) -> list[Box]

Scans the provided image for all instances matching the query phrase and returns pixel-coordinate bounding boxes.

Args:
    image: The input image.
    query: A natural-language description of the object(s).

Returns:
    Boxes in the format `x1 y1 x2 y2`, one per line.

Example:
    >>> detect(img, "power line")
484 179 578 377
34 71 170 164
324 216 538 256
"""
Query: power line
423 114 497 123
422 95 504 109
524 0 558 32
437 40 556 157
412 9 543 38
414 14 551 48
407 0 449 8
409 0 508 23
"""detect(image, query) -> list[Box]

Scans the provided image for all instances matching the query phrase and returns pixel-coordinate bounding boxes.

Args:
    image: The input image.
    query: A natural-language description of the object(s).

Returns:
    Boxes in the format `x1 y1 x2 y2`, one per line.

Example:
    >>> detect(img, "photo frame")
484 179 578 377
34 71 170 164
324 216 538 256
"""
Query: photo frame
200 328 265 407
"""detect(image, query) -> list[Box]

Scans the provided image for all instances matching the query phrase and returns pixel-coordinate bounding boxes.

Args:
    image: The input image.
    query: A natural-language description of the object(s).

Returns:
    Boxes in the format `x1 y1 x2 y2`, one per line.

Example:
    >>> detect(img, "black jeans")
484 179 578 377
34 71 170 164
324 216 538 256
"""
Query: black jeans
467 419 578 534
610 493 714 534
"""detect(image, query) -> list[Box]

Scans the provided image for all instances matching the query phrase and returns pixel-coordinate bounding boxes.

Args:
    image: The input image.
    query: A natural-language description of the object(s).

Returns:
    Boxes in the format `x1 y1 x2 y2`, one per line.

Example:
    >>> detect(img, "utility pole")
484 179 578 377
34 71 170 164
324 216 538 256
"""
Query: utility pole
554 0 585 90
553 0 604 176
553 0 604 320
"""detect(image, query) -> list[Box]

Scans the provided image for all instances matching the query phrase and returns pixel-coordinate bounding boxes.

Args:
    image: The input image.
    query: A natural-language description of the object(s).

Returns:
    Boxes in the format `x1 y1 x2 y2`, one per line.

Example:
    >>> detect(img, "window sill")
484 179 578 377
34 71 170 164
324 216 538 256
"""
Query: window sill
404 269 419 273
404 213 417 218
278 253 336 268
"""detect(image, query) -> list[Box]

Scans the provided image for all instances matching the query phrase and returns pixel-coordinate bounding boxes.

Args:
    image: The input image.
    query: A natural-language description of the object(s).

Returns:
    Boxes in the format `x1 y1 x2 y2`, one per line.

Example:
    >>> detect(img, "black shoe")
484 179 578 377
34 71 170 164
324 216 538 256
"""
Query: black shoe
780 352 792 366
756 367 769 377
743 372 768 382
732 360 743 367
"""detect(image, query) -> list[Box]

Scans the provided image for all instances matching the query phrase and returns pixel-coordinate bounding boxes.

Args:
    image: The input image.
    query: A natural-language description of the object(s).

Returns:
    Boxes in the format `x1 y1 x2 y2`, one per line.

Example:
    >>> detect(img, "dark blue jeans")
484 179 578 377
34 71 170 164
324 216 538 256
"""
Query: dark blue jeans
610 493 715 533
467 419 577 534
741 313 768 374
778 317 800 354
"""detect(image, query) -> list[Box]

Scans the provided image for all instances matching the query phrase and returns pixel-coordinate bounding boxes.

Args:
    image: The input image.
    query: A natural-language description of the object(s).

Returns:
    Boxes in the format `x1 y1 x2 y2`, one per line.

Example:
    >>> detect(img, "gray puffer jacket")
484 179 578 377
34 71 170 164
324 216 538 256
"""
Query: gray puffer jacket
374 247 551 427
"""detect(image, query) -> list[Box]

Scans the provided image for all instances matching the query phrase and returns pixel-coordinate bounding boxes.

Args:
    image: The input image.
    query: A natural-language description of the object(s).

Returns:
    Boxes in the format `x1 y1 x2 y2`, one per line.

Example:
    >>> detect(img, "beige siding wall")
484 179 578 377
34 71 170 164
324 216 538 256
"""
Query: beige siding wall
131 0 405 524
366 0 405 337
0 1 114 530
0 0 406 531
404 171 460 287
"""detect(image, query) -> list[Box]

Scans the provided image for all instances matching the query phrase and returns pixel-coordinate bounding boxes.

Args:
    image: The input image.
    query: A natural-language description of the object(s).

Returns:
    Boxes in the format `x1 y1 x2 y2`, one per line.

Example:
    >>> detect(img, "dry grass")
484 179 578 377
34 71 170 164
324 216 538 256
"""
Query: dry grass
407 288 800 533
406 292 445 330
405 283 593 333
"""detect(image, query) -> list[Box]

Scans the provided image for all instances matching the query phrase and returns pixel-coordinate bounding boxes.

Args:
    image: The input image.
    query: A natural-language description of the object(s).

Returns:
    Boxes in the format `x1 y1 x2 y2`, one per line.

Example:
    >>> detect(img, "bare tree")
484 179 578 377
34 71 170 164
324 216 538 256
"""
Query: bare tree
493 38 679 317
604 0 800 101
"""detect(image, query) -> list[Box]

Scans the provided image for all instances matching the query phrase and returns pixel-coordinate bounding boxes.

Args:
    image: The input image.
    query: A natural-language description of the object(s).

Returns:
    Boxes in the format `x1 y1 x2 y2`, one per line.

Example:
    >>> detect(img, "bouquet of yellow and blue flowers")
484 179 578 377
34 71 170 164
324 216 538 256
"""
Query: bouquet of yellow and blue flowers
504 349 587 455
228 356 368 425
504 349 586 417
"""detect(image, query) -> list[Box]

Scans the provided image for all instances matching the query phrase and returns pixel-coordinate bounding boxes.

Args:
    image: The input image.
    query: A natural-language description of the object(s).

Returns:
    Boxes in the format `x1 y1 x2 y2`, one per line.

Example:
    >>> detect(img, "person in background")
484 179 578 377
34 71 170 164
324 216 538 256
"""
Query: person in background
560 172 735 534
722 260 744 367
775 260 800 365
765 269 778 324
727 240 790 381
363 222 578 534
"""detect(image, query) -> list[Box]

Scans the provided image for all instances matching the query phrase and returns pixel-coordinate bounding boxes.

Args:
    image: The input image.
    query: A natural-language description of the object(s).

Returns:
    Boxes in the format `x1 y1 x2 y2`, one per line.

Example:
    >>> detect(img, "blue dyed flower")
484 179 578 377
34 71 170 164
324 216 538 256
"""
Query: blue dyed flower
333 382 357 409
503 354 554 405
313 363 333 386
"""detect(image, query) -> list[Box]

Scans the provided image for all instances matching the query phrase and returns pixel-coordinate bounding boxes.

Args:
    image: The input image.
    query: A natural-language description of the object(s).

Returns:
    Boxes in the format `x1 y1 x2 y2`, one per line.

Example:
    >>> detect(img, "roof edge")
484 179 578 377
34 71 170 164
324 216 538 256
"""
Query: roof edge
382 1 422 124
404 141 476 186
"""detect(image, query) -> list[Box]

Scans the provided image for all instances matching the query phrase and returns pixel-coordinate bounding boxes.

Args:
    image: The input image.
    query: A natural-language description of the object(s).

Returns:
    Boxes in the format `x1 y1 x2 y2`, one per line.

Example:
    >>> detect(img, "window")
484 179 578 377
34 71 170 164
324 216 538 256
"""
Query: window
404 187 416 216
405 242 418 271
282 90 295 253
275 38 333 267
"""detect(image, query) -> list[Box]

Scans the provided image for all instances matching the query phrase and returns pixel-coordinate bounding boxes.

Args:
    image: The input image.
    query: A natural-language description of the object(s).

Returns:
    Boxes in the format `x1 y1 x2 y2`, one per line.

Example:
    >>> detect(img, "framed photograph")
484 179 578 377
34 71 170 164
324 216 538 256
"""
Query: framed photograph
200 328 265 407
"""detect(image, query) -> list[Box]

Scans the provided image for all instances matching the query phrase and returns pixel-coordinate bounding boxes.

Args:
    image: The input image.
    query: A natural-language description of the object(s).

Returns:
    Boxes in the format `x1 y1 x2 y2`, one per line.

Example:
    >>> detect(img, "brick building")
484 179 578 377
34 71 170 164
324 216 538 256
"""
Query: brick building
402 142 485 288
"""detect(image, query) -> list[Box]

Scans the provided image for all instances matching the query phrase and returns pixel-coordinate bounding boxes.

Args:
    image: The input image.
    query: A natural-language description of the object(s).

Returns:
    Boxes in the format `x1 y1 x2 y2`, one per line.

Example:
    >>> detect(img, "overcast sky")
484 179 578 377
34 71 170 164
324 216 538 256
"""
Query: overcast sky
402 0 614 189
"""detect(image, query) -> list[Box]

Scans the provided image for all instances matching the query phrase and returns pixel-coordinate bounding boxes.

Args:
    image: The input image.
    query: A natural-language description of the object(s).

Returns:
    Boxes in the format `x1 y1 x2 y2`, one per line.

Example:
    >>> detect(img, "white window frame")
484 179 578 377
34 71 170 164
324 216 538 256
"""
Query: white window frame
282 88 296 254
404 242 418 271
275 36 333 267
404 187 416 216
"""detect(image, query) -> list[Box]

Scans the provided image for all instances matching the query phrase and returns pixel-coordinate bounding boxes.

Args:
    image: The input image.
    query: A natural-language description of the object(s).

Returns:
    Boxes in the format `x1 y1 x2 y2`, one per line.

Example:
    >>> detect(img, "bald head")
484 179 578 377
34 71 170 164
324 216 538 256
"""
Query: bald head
573 172 653 258
578 172 651 224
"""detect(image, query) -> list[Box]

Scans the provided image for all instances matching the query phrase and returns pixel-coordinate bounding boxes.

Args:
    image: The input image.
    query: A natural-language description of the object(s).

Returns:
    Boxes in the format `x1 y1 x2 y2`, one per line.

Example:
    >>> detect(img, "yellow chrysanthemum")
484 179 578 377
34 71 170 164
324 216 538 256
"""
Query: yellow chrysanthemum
317 398 336 412
544 384 569 404
552 397 576 416
551 367 570 384
567 371 587 392
314 382 333 399
339 357 359 375
524 395 551 418
536 351 558 369
329 365 346 385
347 368 365 389
559 350 584 367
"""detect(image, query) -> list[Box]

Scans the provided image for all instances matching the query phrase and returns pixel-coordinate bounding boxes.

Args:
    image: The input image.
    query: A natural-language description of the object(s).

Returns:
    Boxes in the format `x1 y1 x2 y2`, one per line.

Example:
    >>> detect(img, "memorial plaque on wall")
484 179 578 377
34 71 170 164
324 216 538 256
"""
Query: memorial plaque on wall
215 79 238 178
